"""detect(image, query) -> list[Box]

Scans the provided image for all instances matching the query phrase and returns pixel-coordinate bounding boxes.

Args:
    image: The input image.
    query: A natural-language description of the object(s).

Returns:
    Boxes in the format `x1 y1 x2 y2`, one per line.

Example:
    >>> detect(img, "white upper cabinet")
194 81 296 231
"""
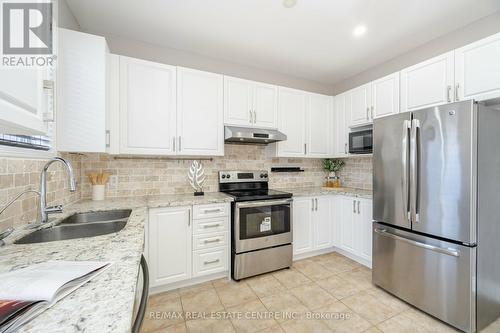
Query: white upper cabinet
223 76 253 127
371 72 400 119
119 56 177 155
332 94 348 157
455 32 500 102
57 28 110 152
400 52 454 112
0 68 49 136
176 67 224 156
277 87 307 157
224 76 277 128
306 93 332 158
349 84 372 127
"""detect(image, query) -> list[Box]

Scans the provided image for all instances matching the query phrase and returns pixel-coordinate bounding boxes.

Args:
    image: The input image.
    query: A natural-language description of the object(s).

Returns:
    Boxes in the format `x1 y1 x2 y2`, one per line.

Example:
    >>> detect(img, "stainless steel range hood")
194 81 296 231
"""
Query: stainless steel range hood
224 126 286 144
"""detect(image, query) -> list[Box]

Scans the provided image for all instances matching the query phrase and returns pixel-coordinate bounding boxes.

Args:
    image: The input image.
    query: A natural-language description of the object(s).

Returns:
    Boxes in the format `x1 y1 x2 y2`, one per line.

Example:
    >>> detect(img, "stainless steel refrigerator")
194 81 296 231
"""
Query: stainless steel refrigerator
372 100 500 333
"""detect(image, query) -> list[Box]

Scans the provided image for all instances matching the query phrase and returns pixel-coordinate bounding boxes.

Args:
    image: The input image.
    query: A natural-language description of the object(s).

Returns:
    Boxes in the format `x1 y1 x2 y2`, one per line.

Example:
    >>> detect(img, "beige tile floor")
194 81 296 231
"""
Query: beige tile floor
141 252 462 333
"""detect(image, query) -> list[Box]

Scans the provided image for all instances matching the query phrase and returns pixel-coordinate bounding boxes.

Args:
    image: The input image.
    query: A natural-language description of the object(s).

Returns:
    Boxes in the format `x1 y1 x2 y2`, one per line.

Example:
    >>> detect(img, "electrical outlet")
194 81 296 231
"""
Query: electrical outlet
108 175 118 189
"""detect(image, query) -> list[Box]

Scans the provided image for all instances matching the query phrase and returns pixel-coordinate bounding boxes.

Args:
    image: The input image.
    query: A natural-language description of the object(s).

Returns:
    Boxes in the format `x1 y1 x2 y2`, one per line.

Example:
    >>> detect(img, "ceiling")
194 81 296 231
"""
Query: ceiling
65 0 500 85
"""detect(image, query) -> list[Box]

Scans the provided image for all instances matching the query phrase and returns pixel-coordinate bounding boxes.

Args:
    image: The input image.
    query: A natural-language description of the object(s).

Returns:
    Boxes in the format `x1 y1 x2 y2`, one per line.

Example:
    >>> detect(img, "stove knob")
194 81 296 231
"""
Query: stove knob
264 174 268 178
221 174 226 179
227 174 231 179
260 174 264 178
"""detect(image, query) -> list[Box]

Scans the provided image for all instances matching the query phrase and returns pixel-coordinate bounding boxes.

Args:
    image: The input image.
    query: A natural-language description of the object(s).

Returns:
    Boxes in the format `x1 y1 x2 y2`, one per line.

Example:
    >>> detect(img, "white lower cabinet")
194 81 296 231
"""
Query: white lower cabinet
336 196 373 266
292 196 331 257
148 207 192 287
147 203 230 290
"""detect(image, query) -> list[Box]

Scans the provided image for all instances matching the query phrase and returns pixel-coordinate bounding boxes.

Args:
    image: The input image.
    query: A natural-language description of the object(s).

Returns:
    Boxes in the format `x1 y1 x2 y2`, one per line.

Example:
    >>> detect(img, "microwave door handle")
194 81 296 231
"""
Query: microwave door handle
402 120 411 222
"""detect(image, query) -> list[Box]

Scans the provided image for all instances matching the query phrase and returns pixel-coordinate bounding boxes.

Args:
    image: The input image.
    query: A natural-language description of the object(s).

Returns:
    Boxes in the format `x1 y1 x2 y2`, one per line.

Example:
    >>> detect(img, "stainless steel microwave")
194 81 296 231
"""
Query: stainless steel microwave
349 129 373 154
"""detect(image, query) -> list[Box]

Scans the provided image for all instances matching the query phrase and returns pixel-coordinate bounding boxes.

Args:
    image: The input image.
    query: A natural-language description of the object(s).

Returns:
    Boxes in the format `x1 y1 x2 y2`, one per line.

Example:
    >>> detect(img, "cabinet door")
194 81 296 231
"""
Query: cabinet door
349 84 372 127
313 196 332 250
339 196 356 253
119 56 177 155
455 32 500 102
148 207 191 286
372 72 400 119
224 76 253 127
57 28 107 152
356 199 373 263
292 197 313 256
177 67 224 156
400 52 454 112
277 87 307 157
330 196 341 247
307 93 332 158
0 67 47 135
253 82 278 128
333 94 348 157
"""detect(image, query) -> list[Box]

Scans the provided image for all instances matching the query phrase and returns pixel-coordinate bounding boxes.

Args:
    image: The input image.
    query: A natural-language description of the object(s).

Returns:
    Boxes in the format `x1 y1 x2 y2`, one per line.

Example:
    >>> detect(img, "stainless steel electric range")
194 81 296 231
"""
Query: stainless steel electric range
219 170 293 280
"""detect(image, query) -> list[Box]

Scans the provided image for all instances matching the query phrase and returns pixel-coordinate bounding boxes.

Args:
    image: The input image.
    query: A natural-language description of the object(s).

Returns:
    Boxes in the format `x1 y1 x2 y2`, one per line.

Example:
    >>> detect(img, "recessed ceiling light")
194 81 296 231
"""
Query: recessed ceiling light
283 0 297 8
353 25 367 37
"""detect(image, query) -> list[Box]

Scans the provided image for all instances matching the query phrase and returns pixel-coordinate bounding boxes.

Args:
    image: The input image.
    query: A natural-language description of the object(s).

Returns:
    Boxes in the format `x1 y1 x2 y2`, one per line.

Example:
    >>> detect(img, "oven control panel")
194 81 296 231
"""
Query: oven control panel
219 170 268 183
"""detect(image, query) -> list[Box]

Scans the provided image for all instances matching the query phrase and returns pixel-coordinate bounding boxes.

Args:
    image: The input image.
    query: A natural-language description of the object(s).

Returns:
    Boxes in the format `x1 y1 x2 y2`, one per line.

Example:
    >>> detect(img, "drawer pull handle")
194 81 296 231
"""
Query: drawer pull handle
204 259 220 265
203 209 222 213
203 223 221 228
204 239 221 244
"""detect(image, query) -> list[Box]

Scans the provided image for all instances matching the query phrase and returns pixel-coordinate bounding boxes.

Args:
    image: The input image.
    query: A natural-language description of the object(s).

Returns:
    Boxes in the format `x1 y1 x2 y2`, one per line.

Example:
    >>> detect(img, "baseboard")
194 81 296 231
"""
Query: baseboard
333 246 372 268
149 271 229 295
293 247 336 261
293 246 372 269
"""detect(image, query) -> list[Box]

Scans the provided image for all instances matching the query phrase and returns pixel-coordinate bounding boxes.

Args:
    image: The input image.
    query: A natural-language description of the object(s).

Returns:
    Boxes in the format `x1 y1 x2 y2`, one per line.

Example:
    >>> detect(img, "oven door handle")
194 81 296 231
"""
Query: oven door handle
235 199 292 209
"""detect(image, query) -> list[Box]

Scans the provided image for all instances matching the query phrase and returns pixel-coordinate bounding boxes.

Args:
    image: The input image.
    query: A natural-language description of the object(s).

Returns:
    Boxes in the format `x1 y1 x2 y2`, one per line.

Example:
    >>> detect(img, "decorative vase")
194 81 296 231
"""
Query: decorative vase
92 184 105 201
188 160 206 196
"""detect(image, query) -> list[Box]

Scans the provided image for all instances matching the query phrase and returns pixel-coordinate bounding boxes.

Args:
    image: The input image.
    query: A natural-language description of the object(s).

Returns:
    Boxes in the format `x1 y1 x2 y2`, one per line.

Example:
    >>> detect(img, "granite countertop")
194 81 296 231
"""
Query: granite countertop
279 186 373 199
0 192 234 333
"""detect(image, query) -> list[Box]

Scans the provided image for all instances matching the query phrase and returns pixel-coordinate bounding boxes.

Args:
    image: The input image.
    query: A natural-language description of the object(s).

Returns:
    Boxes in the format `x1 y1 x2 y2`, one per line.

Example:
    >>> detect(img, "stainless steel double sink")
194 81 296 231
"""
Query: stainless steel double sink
15 210 132 245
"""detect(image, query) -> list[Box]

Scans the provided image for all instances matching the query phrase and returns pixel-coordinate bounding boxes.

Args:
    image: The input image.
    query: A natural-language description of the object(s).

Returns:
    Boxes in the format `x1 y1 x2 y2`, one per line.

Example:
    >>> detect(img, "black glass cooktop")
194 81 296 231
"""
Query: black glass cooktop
222 189 292 202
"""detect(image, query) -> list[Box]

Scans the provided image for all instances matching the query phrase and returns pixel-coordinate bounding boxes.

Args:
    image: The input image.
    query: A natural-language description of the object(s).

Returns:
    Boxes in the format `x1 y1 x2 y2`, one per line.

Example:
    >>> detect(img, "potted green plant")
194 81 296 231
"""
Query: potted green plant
323 159 345 187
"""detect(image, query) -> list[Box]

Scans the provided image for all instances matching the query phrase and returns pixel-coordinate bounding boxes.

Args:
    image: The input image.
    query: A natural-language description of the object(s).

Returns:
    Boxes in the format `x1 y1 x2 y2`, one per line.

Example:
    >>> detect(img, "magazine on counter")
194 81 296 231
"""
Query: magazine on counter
0 261 111 333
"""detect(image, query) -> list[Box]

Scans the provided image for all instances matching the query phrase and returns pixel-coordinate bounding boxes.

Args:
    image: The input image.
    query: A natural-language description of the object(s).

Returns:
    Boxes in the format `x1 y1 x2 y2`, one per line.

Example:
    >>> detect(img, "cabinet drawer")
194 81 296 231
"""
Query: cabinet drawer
193 217 228 235
193 247 228 277
193 203 229 219
193 232 228 250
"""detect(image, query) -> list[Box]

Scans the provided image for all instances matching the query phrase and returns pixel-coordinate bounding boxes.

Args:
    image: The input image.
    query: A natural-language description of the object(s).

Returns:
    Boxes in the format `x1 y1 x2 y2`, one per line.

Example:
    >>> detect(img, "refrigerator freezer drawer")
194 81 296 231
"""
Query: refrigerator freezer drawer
372 223 475 333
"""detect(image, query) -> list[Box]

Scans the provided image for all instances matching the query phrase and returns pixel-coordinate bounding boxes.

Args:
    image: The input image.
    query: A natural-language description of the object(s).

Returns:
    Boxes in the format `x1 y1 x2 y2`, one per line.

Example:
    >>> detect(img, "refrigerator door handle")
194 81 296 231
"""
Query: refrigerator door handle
410 119 421 223
402 120 411 222
374 228 460 257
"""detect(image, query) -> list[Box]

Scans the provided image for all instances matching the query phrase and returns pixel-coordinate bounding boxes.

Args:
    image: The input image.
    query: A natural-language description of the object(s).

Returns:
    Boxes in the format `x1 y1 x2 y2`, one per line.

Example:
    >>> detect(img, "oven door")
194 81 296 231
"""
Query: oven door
234 199 292 253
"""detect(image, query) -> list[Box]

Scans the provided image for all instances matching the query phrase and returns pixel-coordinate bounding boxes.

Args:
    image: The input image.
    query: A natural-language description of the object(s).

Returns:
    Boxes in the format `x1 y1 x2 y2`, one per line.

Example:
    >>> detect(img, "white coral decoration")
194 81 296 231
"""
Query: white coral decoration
188 160 206 192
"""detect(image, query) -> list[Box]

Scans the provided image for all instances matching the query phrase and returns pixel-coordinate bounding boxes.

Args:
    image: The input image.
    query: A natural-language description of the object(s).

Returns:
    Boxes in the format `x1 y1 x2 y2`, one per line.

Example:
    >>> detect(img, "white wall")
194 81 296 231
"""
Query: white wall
57 0 80 30
333 10 500 94
105 35 334 95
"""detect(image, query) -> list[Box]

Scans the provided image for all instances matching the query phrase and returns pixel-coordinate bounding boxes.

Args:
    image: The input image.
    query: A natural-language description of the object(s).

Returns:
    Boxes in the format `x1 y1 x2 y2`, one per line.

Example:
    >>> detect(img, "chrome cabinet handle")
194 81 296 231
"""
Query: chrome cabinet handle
203 223 221 228
188 209 191 226
374 228 460 257
366 107 369 120
353 200 356 213
344 143 348 155
173 137 176 151
315 198 318 211
402 120 411 222
312 198 315 211
204 238 221 244
203 208 222 213
455 84 460 101
447 85 452 103
204 259 220 265
304 143 307 155
357 200 360 214
178 136 182 151
370 106 374 120
249 110 253 123
253 110 257 123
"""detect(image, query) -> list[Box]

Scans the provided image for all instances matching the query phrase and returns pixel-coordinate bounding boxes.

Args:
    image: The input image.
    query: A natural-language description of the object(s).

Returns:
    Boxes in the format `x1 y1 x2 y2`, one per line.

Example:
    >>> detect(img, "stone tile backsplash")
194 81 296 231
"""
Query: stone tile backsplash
0 145 372 230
